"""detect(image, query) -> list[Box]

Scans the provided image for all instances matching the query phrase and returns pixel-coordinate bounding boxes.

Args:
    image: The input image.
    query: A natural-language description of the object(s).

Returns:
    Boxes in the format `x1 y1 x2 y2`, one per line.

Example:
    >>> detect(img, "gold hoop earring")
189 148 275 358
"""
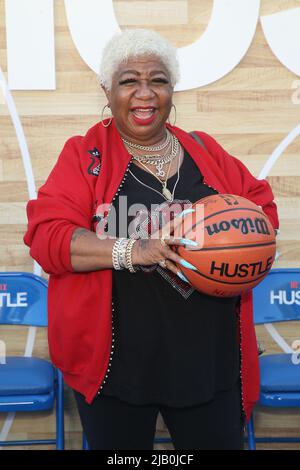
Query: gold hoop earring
101 104 113 127
167 104 177 127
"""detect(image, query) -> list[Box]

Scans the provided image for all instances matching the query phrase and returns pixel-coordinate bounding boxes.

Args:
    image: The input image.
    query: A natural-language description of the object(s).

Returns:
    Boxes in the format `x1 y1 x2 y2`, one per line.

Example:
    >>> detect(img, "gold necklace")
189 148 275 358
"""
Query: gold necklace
129 146 183 202
135 148 179 201
122 129 170 151
127 133 179 178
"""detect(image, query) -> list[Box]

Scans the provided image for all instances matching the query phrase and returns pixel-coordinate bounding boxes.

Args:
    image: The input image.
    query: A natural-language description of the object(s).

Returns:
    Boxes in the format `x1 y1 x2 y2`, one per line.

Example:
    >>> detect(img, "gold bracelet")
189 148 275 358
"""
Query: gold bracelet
125 239 138 273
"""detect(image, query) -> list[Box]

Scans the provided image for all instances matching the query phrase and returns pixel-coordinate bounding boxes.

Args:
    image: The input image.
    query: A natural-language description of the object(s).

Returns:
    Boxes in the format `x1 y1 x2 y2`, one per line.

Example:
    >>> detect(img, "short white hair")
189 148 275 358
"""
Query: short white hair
99 29 180 90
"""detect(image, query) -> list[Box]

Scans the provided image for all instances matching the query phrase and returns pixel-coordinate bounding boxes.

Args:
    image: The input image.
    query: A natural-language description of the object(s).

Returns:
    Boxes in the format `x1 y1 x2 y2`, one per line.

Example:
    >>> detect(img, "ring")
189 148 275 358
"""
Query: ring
160 237 167 247
158 259 167 269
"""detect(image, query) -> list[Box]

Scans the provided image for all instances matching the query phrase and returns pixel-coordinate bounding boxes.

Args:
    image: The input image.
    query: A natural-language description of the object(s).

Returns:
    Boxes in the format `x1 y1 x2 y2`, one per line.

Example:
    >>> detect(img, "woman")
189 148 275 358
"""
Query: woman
24 29 279 450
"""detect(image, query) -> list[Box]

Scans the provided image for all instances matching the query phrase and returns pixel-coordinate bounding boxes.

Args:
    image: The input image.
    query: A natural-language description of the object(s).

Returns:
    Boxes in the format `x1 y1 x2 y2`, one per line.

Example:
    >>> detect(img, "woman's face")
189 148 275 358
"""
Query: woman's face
102 55 173 144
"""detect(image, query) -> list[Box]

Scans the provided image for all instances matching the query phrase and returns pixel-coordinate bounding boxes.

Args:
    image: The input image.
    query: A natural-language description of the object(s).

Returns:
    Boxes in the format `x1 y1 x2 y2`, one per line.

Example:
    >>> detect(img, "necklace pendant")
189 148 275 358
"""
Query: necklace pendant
156 169 165 177
162 186 173 201
156 162 165 178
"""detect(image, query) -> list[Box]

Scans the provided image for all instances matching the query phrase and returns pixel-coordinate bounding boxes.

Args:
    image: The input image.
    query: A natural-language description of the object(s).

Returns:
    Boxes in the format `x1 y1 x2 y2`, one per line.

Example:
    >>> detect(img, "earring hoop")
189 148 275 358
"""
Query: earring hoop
101 104 113 127
167 104 177 127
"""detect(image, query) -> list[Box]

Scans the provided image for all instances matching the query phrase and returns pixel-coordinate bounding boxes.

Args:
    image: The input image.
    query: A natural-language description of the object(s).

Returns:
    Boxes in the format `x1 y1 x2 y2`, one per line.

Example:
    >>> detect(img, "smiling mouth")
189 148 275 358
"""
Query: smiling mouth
131 108 156 119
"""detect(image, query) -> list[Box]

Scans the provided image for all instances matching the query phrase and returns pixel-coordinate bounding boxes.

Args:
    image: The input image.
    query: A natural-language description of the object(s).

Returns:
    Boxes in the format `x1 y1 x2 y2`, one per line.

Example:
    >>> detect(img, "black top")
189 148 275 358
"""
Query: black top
101 150 240 407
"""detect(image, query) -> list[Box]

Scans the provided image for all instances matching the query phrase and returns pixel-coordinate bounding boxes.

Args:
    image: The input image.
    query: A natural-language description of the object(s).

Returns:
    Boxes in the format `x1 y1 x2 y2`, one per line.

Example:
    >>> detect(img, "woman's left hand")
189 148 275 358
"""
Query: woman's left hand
131 208 199 279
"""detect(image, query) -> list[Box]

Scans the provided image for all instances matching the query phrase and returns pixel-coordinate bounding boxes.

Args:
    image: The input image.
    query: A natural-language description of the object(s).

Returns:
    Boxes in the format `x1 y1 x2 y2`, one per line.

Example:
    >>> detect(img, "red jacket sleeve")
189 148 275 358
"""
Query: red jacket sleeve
198 132 279 230
23 137 94 275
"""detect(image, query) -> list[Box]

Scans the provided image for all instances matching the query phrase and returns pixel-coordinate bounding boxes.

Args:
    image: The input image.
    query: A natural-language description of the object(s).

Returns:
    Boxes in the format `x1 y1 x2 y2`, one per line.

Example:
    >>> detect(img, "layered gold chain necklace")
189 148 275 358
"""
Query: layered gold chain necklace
122 129 178 178
122 130 181 201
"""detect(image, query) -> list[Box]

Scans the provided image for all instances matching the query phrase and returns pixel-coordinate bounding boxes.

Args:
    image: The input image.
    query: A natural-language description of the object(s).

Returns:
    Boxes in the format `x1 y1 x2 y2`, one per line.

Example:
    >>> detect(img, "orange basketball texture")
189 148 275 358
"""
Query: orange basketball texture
173 194 276 297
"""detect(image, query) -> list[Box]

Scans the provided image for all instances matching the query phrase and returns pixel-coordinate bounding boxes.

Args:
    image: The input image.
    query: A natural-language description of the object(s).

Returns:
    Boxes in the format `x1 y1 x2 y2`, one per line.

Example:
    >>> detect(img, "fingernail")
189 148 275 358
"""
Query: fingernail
179 259 198 271
179 238 198 246
176 208 195 218
176 271 190 283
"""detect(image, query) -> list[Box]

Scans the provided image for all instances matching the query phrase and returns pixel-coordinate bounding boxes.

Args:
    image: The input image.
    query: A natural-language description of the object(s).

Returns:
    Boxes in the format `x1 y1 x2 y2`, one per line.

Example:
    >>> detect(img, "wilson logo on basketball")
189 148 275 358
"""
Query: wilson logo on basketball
210 257 274 278
205 217 270 236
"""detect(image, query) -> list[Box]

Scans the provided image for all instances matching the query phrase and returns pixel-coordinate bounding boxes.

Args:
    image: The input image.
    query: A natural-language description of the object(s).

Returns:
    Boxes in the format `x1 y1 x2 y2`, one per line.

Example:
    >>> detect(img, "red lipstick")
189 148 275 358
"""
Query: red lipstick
130 107 157 126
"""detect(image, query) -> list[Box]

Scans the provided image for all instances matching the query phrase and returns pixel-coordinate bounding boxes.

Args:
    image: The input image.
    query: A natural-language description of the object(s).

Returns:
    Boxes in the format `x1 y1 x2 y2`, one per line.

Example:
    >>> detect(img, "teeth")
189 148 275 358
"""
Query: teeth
132 108 155 119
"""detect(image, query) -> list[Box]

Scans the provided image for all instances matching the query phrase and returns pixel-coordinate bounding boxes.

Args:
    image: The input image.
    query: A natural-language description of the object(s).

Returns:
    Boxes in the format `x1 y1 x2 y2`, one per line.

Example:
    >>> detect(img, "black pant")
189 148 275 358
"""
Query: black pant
73 381 244 450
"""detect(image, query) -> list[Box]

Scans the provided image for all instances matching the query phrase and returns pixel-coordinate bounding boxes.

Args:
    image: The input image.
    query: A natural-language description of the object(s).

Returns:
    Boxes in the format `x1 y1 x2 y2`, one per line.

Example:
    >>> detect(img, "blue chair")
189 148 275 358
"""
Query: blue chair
247 268 300 450
0 272 64 449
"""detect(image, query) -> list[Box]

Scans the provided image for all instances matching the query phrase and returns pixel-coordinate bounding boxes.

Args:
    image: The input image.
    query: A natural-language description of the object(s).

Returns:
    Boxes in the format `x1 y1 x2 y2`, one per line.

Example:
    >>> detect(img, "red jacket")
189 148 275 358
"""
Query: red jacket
24 120 279 420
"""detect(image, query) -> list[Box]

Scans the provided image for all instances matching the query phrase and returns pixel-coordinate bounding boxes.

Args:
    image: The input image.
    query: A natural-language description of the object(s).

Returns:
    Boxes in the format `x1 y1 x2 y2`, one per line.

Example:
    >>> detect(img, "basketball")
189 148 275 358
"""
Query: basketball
172 194 276 297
